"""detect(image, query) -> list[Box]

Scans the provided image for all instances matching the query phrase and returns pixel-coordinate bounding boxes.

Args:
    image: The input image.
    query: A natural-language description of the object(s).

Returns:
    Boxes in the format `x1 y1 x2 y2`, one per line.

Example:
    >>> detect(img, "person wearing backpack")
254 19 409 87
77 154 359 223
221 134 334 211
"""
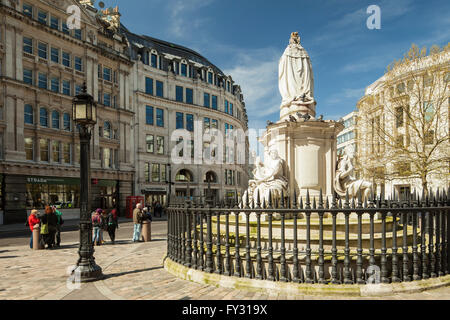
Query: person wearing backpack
92 209 103 246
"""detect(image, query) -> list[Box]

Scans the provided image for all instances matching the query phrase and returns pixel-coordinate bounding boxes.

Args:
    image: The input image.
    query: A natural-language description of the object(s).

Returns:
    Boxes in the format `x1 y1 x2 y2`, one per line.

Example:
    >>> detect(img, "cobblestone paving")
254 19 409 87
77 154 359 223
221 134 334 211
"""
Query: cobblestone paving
1 225 450 300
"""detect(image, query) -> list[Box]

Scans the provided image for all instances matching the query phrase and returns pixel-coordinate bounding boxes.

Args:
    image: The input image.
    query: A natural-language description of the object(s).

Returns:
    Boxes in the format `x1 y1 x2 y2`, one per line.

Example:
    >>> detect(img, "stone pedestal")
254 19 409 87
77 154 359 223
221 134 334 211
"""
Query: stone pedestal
141 221 152 242
259 119 344 200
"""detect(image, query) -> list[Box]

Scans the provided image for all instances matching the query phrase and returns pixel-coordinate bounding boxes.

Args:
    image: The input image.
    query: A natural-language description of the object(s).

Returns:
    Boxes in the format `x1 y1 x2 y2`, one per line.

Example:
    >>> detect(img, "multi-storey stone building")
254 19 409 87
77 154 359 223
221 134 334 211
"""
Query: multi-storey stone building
123 27 249 204
0 0 249 223
356 47 449 199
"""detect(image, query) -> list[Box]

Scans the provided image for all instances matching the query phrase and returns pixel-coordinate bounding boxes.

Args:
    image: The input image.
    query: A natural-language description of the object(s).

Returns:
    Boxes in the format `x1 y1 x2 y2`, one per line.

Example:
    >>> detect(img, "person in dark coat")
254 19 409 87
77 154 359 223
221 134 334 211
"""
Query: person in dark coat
106 208 119 244
44 206 58 249
155 201 163 218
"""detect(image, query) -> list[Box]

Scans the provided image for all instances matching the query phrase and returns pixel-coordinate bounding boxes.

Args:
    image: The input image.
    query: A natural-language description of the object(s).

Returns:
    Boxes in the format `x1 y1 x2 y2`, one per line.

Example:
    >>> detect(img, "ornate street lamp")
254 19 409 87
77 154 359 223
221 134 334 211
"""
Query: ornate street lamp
70 83 103 282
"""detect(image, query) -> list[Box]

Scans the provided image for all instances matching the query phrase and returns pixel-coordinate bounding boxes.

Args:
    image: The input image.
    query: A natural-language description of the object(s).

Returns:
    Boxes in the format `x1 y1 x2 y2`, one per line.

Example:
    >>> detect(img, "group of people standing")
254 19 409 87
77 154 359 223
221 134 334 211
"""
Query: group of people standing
91 208 119 245
27 206 64 249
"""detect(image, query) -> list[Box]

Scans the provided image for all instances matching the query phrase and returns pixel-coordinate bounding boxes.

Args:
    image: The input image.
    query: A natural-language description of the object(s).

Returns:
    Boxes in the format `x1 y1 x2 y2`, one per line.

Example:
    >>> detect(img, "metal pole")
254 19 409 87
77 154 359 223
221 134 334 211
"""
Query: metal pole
71 125 103 282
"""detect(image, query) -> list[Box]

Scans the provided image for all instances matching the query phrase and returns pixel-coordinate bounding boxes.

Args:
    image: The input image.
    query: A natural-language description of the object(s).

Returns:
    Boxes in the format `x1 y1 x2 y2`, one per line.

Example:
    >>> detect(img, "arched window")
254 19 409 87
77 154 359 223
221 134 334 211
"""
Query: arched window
175 169 193 182
204 171 218 183
40 108 48 127
63 113 71 131
52 110 60 129
24 104 34 124
103 121 111 139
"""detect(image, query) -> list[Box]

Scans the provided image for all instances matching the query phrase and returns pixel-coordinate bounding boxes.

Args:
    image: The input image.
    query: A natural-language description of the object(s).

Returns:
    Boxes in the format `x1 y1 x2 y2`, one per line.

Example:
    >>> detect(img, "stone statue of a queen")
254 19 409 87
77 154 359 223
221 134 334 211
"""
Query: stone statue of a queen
279 32 316 119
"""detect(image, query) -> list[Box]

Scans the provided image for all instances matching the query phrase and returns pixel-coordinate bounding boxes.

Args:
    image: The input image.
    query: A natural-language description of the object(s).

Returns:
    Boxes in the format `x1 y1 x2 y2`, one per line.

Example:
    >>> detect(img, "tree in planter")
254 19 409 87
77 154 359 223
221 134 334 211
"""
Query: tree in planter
357 44 450 197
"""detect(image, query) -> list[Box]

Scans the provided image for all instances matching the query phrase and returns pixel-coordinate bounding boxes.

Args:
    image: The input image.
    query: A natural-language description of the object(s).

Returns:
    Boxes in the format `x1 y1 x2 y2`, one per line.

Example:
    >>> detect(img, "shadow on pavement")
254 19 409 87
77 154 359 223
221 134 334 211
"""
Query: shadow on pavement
103 266 164 280
0 256 19 259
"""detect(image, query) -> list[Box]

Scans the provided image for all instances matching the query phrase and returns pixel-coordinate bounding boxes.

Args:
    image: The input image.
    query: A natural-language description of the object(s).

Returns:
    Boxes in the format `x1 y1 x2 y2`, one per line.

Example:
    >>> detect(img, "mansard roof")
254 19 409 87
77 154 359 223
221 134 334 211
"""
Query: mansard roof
120 25 225 76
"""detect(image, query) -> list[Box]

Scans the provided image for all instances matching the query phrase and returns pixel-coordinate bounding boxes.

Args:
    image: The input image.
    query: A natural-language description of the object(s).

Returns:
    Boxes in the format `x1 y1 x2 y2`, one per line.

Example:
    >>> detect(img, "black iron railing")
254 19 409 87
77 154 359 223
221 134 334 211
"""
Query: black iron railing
167 188 450 284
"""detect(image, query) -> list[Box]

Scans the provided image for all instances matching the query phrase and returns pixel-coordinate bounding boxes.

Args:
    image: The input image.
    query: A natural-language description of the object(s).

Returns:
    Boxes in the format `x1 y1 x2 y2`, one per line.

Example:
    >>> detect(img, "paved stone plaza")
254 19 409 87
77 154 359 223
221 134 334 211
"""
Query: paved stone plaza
0 220 449 300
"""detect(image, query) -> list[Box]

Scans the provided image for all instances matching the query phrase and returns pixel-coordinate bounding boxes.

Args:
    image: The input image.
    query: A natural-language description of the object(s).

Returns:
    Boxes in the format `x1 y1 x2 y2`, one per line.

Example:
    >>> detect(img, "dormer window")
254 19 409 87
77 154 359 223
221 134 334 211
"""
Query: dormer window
181 63 187 77
151 53 157 68
208 72 213 84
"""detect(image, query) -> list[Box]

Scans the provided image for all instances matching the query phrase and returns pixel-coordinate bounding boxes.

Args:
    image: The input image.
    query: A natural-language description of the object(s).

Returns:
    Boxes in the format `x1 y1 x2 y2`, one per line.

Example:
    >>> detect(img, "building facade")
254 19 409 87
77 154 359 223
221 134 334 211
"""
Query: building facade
356 47 449 199
123 28 249 205
337 111 358 156
0 0 249 223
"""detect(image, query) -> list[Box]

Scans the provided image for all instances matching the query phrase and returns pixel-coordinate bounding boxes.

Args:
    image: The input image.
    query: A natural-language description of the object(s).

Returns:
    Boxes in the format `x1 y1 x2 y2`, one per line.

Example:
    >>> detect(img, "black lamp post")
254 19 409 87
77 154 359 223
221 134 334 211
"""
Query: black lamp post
166 163 174 206
71 83 103 282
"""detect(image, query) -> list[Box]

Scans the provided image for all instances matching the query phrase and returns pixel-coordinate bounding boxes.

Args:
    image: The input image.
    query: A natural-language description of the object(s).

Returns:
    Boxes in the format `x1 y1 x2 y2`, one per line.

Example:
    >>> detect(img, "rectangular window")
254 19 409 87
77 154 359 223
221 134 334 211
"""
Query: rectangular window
62 143 71 164
145 77 153 95
152 164 160 182
176 112 184 129
50 16 59 30
208 72 213 84
74 29 82 40
211 119 218 129
52 141 60 163
156 81 164 97
75 84 82 95
51 77 59 93
146 135 154 153
146 106 154 125
174 61 179 75
161 164 167 181
188 140 194 159
62 52 71 67
181 64 187 77
25 137 34 161
51 47 59 63
24 104 34 124
186 88 193 104
62 22 69 35
40 139 49 162
103 93 111 107
151 54 157 68
38 10 47 25
74 57 82 71
157 136 164 155
424 102 434 123
23 69 33 85
212 95 218 110
38 42 47 59
156 108 164 127
186 114 194 132
103 67 111 81
395 107 404 128
63 114 71 131
204 93 210 108
225 100 229 114
176 86 184 102
230 103 234 116
204 117 210 130
103 148 112 168
62 80 70 95
38 73 47 89
23 37 33 54
144 163 150 182
23 3 33 18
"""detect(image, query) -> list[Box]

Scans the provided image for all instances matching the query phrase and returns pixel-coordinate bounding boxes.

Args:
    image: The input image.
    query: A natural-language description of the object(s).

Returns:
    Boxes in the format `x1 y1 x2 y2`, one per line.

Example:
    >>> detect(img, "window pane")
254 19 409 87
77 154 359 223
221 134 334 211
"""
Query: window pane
212 96 217 110
156 81 163 97
75 57 82 71
74 29 82 40
62 22 69 34
181 64 187 77
176 112 184 129
24 105 34 124
62 80 71 95
204 93 210 108
63 113 71 131
145 77 153 95
146 135 154 153
38 42 47 59
63 143 71 164
186 88 193 104
23 37 33 54
25 137 34 160
52 111 60 129
51 78 59 93
38 11 47 25
40 139 49 162
62 52 71 67
50 16 59 30
176 86 183 102
152 164 160 182
156 108 164 127
52 141 60 162
157 136 164 155
186 114 194 132
103 67 111 81
146 106 154 125
104 122 111 138
103 93 111 107
40 108 48 127
151 54 157 68
24 69 33 85
51 47 59 63
23 4 33 17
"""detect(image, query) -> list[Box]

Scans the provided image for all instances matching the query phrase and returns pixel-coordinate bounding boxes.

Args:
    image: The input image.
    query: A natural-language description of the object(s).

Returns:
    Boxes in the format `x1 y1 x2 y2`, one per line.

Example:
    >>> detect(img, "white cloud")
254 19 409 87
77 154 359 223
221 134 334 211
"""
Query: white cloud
324 87 366 105
166 0 214 39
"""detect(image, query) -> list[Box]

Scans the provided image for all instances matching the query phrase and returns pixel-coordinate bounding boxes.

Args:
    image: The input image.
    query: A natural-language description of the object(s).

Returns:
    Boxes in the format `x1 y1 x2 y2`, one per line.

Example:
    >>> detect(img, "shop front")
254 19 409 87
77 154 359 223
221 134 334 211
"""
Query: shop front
142 186 167 207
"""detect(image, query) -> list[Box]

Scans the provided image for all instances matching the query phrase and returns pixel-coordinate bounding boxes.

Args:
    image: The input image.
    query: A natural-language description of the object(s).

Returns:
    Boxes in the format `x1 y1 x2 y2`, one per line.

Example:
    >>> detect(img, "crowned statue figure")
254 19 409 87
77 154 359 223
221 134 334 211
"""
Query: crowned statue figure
279 32 316 120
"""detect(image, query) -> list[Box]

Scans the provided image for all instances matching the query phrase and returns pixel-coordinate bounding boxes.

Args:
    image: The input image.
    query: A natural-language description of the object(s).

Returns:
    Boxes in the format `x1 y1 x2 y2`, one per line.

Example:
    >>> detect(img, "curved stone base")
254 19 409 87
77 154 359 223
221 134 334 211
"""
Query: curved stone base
164 258 450 297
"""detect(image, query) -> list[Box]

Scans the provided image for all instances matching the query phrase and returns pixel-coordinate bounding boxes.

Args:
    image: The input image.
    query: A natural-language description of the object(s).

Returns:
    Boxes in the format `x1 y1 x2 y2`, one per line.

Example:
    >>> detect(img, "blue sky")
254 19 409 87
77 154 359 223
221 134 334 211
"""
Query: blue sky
102 0 449 154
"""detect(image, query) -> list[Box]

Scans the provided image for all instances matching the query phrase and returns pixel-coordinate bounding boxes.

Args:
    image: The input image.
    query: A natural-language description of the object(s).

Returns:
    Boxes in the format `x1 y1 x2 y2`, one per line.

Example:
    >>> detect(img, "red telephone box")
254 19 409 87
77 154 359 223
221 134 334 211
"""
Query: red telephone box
126 196 144 219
